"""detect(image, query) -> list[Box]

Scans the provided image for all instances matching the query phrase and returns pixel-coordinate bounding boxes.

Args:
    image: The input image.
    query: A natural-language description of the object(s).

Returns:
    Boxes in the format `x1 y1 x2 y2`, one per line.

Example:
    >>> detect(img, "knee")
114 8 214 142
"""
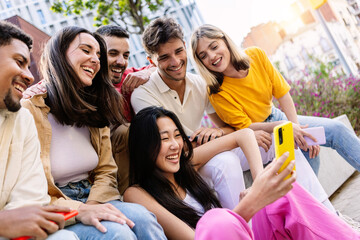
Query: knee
324 119 347 133
102 222 136 240
122 202 158 225
196 209 246 236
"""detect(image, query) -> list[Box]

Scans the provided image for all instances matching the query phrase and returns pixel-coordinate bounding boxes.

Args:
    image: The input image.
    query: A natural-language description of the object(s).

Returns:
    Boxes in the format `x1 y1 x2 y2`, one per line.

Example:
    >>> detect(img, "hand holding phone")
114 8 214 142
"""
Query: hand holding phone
302 127 326 146
12 210 78 240
274 121 296 180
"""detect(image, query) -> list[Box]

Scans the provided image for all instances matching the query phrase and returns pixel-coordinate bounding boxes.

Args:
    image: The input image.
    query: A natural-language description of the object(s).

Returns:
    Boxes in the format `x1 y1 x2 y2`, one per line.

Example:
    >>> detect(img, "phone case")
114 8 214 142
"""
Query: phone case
302 127 326 146
12 211 78 240
273 121 296 180
58 210 78 220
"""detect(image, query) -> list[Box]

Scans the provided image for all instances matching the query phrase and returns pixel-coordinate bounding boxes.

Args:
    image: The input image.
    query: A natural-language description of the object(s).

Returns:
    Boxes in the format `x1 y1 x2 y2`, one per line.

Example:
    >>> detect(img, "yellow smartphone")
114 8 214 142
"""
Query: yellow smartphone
273 121 295 180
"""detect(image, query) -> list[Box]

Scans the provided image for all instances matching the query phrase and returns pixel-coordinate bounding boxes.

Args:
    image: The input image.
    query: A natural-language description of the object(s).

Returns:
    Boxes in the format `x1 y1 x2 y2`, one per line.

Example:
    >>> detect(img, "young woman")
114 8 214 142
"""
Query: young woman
190 24 360 175
21 26 166 240
124 106 359 240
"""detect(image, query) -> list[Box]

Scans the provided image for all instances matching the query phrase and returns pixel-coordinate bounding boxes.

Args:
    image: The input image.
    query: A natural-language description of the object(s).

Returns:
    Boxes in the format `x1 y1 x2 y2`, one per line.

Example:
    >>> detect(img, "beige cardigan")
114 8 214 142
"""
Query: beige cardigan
22 94 120 225
0 108 50 210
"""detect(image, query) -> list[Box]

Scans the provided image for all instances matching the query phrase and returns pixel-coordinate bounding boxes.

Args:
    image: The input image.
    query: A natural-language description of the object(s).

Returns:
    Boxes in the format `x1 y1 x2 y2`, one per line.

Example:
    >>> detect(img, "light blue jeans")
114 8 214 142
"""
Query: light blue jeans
47 229 79 240
59 180 166 240
266 106 360 174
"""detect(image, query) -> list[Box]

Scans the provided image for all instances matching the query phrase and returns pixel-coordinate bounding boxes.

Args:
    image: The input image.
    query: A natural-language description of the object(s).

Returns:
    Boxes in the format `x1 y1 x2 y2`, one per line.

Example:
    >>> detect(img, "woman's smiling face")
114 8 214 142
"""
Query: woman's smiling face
196 36 232 74
66 32 101 87
155 116 184 179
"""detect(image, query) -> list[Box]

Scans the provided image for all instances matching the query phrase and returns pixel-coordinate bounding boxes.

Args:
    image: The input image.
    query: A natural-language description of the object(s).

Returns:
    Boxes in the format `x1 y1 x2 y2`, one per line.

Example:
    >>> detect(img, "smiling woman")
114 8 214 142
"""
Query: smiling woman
124 106 360 240
21 26 166 240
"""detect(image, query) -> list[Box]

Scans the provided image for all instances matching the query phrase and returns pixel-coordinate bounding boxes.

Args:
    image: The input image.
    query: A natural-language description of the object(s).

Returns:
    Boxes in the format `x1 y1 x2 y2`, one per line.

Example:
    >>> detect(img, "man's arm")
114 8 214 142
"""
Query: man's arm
189 112 234 146
208 112 275 152
121 66 156 95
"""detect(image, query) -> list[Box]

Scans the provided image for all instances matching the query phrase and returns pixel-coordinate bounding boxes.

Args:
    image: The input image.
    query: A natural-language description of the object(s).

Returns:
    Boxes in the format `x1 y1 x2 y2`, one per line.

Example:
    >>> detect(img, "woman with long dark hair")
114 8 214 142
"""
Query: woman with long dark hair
22 26 165 239
124 106 359 239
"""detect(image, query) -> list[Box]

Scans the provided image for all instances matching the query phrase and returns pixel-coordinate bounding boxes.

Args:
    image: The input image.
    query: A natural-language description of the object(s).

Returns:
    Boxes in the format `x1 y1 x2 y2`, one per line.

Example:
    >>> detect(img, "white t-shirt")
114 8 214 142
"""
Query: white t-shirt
183 191 205 215
48 114 98 187
131 71 215 136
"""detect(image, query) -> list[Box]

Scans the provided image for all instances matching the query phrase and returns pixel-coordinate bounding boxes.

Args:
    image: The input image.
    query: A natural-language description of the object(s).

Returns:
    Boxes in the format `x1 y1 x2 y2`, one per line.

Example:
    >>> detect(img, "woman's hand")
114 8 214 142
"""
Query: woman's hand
76 202 135 233
250 152 296 206
22 80 47 99
233 152 296 221
292 123 320 158
189 127 224 145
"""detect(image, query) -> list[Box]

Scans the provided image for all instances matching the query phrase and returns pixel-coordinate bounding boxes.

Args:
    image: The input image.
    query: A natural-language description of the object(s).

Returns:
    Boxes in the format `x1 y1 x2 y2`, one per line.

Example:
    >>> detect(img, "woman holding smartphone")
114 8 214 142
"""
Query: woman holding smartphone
124 106 359 240
190 24 360 175
21 26 165 239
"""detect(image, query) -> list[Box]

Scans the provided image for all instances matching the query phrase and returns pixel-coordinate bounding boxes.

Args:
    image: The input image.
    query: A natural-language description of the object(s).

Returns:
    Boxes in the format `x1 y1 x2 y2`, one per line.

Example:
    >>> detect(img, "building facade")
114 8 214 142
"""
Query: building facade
0 0 204 70
242 0 360 81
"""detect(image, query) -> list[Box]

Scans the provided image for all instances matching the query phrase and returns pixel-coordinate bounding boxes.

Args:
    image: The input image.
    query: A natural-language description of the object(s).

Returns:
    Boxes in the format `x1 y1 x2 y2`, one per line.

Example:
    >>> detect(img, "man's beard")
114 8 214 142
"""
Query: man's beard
110 64 126 84
3 88 21 112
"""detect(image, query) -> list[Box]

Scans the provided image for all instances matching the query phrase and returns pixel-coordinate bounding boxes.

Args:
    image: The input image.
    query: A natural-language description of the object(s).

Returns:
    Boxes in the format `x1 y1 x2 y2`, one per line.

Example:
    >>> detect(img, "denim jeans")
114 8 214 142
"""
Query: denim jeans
59 180 166 240
266 106 360 175
47 229 79 240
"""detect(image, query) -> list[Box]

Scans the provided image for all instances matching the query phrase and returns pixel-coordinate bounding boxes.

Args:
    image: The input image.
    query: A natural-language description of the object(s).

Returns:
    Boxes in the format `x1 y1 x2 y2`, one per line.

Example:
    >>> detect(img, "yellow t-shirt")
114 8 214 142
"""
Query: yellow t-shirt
209 47 290 130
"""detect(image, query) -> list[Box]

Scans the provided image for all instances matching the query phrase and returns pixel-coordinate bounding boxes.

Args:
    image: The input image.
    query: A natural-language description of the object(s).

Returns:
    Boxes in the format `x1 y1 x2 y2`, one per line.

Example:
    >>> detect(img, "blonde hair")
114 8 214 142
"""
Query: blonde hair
190 24 250 94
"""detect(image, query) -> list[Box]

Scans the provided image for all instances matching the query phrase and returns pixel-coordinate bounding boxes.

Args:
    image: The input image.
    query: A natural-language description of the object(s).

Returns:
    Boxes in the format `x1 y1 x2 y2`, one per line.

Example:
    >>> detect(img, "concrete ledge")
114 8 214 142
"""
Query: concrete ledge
318 115 356 196
243 114 357 195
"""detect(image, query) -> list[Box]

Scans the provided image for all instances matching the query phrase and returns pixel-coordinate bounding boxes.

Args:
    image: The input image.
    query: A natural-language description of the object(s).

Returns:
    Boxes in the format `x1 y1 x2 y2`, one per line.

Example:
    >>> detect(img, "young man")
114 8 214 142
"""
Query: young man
131 17 335 211
95 25 156 194
0 21 78 240
96 25 156 122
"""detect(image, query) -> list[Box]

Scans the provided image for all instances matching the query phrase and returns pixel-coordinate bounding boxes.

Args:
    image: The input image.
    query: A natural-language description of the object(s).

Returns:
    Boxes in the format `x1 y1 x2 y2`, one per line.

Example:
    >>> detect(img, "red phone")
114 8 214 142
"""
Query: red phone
12 210 78 240
58 210 78 220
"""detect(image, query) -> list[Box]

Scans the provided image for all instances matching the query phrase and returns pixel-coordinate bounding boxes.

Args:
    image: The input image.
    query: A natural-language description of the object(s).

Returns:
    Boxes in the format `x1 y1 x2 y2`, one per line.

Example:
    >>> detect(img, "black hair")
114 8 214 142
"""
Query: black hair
0 20 32 50
129 106 221 228
96 25 129 39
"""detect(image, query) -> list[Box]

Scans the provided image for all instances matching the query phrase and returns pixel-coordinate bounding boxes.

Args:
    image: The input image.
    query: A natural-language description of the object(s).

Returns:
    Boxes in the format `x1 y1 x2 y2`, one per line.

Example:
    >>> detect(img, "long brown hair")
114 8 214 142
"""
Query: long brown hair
191 24 250 95
40 26 125 128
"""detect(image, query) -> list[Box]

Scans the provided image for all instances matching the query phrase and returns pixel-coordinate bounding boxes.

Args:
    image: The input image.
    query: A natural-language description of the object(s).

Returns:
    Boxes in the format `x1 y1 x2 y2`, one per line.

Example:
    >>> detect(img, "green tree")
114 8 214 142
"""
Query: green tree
51 0 179 34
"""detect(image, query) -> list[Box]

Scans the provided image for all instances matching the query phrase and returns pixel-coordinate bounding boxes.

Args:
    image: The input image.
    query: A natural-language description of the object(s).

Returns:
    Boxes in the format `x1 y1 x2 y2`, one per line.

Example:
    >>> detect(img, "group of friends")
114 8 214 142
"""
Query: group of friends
1 15 360 240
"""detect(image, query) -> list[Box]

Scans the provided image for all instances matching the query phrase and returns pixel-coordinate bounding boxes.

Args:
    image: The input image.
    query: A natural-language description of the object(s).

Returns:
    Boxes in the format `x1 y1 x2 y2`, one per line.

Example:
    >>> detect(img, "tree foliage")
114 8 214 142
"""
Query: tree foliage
51 0 180 34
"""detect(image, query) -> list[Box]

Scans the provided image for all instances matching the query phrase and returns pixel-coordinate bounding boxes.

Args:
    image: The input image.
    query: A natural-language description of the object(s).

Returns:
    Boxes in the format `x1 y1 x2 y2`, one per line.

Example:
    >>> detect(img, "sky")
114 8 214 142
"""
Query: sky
195 0 296 45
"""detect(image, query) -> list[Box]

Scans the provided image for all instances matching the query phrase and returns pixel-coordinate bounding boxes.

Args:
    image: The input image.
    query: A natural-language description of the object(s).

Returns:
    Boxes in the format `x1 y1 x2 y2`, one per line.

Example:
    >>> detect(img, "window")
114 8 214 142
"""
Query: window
5 0 12 8
60 21 68 27
49 25 55 35
37 9 46 24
